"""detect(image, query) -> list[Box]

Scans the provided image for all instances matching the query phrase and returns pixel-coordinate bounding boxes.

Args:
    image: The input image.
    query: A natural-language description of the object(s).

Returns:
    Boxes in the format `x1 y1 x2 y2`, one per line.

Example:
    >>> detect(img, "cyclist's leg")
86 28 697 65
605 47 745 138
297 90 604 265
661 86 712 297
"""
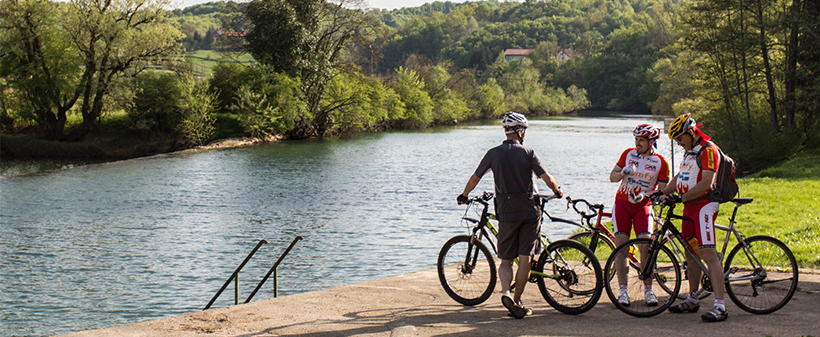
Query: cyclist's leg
512 216 540 304
693 202 723 304
680 208 702 299
497 220 520 298
634 204 653 288
514 254 531 303
500 259 515 296
612 200 633 293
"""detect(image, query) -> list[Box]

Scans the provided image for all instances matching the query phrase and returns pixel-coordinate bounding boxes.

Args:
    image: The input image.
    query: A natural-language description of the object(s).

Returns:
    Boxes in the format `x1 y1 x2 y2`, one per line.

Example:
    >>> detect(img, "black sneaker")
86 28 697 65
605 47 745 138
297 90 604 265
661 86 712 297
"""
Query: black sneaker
668 300 700 313
701 306 728 322
507 302 533 317
501 295 528 319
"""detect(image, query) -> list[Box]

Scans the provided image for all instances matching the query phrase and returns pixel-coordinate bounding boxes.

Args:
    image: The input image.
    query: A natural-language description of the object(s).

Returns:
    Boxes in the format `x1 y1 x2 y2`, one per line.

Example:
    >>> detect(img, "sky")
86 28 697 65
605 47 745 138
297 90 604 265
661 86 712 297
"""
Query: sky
173 0 451 10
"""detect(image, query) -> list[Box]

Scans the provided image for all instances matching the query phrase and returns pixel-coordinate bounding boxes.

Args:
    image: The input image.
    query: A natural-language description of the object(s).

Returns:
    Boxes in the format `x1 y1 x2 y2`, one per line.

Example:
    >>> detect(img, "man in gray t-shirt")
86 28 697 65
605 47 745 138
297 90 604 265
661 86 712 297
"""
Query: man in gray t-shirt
457 112 562 319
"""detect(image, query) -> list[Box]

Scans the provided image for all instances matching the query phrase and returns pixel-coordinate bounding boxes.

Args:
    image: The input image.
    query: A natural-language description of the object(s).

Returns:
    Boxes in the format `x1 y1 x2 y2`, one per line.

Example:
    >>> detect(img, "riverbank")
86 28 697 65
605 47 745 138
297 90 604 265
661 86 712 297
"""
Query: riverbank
59 266 820 337
0 133 274 160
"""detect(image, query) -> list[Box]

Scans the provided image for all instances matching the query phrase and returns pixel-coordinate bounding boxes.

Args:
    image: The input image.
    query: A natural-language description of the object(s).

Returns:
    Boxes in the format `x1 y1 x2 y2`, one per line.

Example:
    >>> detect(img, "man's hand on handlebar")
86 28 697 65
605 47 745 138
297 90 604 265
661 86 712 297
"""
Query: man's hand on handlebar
456 194 469 205
648 190 665 200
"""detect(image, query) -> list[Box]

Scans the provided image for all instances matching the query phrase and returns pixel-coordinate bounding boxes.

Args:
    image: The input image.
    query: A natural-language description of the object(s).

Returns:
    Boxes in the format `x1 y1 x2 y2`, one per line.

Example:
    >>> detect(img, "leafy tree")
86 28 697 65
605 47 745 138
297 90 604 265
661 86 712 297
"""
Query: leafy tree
387 66 433 127
229 66 306 138
245 0 378 138
0 0 184 141
177 76 217 145
322 71 404 136
63 0 184 140
128 72 183 133
0 0 81 139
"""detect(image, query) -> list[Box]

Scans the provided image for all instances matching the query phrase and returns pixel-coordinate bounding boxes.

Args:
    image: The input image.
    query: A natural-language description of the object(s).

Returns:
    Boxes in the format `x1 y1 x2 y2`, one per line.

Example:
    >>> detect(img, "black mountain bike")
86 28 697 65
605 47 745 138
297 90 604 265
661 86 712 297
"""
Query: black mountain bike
437 192 603 315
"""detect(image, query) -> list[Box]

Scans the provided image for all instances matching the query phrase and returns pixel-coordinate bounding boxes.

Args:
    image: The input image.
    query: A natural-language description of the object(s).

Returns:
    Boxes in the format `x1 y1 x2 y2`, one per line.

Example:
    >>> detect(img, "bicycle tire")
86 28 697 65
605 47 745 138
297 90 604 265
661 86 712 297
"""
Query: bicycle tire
656 237 704 299
568 231 615 269
437 235 497 306
536 239 603 315
604 238 681 317
724 235 798 314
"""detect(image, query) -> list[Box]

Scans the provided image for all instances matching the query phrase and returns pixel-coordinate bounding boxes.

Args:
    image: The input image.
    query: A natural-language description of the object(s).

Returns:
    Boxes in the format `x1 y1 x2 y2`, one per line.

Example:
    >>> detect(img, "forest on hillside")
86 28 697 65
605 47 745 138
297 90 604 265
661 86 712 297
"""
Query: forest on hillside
2 0 819 171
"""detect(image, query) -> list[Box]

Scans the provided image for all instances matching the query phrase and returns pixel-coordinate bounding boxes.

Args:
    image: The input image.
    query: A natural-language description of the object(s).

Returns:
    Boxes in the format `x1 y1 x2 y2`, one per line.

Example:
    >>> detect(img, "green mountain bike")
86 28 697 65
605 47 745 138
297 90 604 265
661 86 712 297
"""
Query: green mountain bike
437 192 603 315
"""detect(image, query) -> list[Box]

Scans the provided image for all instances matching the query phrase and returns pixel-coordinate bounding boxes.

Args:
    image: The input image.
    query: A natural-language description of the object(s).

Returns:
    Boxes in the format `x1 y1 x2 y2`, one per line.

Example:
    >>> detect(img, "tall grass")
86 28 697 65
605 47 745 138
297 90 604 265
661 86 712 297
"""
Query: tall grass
722 155 820 269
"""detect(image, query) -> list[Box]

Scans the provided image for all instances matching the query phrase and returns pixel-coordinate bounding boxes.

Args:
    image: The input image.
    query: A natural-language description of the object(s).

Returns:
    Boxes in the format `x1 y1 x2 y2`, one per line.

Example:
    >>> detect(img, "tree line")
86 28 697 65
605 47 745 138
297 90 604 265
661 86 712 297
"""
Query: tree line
1 0 818 171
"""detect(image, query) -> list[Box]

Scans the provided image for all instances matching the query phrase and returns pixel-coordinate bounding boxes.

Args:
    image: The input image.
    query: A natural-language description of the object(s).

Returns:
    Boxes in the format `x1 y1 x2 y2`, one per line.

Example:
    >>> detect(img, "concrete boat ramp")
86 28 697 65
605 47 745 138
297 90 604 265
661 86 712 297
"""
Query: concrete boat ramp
60 267 820 336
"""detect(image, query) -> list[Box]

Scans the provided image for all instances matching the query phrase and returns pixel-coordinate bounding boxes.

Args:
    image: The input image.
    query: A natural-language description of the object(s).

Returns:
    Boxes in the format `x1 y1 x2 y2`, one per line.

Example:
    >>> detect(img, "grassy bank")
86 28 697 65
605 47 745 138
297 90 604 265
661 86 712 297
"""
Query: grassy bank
722 153 820 269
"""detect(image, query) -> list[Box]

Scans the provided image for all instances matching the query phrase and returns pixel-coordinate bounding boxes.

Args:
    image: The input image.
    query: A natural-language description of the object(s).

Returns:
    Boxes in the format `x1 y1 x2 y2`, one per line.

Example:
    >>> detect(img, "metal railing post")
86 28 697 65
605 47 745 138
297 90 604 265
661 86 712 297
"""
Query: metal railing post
204 239 268 310
246 236 303 303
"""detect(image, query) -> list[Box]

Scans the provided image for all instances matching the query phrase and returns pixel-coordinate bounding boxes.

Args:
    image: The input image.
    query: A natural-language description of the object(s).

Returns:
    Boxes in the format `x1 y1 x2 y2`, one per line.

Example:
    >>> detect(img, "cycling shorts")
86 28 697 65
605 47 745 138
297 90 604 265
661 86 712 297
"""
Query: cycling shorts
497 216 541 260
681 200 720 248
611 198 652 236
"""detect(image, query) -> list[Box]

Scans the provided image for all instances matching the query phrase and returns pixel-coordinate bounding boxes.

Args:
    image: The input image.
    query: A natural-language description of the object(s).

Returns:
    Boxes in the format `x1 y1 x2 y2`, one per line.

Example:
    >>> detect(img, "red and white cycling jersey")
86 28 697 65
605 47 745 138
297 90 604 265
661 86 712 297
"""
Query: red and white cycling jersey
675 138 720 199
615 148 670 204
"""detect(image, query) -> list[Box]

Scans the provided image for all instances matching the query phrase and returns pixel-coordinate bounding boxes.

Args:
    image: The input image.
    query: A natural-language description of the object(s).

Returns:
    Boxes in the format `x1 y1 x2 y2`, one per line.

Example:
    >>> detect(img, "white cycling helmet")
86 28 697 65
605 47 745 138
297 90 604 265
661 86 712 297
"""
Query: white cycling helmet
633 123 661 140
502 111 528 134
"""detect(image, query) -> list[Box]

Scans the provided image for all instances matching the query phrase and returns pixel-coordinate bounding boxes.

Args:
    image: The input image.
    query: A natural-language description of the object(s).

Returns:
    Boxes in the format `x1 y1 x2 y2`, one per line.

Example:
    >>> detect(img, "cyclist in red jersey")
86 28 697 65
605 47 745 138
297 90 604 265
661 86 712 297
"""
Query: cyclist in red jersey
609 124 670 307
656 113 727 322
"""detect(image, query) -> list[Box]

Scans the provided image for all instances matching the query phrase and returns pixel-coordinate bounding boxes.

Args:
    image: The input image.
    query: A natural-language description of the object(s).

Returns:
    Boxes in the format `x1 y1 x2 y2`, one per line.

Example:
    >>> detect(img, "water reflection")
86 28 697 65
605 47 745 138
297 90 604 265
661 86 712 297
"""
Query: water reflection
0 115 677 337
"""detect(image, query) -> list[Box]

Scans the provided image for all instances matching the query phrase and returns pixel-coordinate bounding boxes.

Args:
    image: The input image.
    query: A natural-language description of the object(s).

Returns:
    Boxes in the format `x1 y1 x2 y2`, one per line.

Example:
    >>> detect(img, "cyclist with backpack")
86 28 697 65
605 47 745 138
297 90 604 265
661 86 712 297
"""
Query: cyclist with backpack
656 113 728 322
609 124 670 307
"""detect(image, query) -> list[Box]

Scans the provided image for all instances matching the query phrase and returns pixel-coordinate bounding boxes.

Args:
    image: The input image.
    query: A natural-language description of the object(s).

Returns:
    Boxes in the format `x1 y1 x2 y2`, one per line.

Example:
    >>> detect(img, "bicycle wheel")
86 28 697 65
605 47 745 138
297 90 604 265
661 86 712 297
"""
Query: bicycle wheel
536 239 603 315
657 237 703 299
437 235 497 305
604 238 681 317
568 231 615 268
724 235 798 314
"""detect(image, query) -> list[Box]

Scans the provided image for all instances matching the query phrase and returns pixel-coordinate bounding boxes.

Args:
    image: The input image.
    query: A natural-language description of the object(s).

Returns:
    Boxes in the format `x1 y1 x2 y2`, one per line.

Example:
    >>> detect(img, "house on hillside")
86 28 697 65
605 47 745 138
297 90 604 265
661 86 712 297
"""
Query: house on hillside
504 49 534 62
557 48 583 60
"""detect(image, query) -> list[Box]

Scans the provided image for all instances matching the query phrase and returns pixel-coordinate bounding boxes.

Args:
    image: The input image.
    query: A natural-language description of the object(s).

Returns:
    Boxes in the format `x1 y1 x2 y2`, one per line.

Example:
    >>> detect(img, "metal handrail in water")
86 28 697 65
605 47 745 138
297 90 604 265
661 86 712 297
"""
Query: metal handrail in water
203 239 268 310
246 235 304 303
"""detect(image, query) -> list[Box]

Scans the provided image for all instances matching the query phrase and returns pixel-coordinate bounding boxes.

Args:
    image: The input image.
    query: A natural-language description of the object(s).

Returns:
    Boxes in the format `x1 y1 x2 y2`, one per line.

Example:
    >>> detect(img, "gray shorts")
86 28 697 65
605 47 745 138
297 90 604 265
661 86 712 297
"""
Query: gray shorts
497 217 541 260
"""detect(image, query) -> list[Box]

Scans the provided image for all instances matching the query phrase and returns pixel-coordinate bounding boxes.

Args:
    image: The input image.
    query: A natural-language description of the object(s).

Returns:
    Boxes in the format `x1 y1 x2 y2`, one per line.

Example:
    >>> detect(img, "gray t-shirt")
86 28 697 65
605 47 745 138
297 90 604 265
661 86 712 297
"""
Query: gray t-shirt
474 139 549 221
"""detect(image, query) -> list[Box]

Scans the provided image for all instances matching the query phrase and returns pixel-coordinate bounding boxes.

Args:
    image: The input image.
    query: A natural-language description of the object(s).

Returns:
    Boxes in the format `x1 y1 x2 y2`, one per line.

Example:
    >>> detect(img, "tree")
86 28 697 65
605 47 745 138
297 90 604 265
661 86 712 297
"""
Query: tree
63 0 184 140
0 0 81 139
387 66 433 127
0 0 183 141
245 0 377 138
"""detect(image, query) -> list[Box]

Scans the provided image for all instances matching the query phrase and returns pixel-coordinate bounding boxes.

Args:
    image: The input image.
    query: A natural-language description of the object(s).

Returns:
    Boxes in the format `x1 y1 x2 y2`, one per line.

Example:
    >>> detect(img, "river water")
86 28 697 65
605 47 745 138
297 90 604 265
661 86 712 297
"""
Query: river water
0 115 677 336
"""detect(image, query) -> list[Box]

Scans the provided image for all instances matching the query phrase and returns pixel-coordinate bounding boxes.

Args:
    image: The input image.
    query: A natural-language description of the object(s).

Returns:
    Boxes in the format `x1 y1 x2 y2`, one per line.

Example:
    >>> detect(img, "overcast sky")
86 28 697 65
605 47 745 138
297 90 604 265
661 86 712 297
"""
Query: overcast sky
172 0 449 10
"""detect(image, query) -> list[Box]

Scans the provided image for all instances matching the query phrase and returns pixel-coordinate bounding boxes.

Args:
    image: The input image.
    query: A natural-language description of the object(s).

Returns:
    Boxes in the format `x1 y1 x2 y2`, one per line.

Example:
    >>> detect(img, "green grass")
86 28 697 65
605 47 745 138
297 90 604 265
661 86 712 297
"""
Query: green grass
720 154 820 269
185 50 255 77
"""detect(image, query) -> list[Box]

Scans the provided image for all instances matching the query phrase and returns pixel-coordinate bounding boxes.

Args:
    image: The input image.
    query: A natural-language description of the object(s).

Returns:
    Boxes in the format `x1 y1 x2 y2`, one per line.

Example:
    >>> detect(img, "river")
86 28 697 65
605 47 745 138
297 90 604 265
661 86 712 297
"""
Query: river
0 115 677 336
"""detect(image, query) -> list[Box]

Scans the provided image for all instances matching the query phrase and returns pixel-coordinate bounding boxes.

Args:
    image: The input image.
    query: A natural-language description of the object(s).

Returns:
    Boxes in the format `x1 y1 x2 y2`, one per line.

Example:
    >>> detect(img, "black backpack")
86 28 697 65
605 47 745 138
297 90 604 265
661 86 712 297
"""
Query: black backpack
692 141 738 203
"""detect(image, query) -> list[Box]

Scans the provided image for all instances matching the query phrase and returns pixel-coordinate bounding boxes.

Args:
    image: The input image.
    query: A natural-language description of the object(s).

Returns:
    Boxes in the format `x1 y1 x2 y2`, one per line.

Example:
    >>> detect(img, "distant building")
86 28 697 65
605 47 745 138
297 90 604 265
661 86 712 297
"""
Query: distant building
557 48 583 61
212 28 249 44
504 49 534 62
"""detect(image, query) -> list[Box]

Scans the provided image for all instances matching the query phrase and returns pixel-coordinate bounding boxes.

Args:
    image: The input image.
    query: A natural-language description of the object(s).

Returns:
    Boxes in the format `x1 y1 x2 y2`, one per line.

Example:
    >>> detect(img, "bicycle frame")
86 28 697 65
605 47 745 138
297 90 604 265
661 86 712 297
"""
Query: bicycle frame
642 198 766 286
460 193 581 281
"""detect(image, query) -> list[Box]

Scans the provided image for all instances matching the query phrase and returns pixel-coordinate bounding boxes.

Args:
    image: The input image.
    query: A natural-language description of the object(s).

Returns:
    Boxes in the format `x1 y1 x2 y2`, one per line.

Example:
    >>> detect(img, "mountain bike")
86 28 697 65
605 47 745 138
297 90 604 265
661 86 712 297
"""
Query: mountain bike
437 192 603 315
603 195 799 317
565 196 704 299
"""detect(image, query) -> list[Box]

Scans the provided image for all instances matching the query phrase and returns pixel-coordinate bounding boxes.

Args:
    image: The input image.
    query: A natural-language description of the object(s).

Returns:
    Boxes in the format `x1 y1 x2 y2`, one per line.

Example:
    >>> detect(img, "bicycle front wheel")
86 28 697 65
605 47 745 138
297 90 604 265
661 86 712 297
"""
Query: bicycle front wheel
604 238 681 317
536 239 603 315
437 235 497 306
568 231 615 269
724 235 798 314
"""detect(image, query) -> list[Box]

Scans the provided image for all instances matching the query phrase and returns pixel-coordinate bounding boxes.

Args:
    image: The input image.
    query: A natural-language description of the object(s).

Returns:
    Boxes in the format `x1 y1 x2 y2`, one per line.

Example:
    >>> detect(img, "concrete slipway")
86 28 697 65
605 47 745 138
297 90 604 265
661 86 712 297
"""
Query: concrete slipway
60 267 820 337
